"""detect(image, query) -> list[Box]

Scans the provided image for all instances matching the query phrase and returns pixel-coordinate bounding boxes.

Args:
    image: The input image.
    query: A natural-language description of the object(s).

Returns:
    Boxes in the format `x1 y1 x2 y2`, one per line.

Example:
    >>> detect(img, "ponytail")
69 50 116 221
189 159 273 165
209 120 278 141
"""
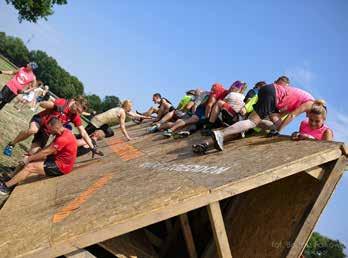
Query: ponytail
310 99 327 119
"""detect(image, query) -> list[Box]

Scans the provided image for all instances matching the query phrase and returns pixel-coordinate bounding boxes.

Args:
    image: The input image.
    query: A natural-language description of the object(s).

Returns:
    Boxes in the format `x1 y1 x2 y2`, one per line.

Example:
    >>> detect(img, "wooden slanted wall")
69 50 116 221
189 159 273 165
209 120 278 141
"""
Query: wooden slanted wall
0 122 345 258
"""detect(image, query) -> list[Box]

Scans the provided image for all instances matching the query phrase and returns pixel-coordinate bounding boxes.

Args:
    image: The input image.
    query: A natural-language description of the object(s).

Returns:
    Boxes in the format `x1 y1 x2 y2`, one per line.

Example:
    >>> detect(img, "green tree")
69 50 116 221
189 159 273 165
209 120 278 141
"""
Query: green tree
101 96 121 112
0 32 29 66
5 0 68 23
85 94 102 113
29 50 84 98
304 232 346 258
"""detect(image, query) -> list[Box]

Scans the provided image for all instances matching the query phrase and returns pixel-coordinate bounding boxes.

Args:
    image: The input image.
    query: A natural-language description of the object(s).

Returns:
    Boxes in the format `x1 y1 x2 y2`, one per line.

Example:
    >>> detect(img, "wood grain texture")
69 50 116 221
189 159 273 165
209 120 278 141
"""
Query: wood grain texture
207 202 232 258
0 122 345 258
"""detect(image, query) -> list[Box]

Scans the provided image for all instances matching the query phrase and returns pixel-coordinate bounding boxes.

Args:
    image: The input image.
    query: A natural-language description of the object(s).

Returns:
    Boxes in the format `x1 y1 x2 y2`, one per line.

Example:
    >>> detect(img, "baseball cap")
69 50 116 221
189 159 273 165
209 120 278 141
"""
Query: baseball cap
28 62 38 70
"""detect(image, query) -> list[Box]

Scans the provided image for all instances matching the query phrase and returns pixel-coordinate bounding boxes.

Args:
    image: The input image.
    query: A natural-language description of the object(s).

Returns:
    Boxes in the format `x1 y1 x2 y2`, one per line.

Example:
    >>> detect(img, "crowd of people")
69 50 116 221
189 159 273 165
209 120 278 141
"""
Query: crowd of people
0 62 333 195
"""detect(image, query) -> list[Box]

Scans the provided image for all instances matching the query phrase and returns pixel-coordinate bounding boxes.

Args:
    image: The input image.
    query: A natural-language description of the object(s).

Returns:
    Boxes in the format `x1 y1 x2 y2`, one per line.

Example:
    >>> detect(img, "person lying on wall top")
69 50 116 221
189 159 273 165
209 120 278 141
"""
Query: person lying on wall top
3 96 97 160
163 83 222 138
200 80 247 136
147 89 197 133
0 62 37 110
136 93 174 124
192 76 318 154
0 117 77 196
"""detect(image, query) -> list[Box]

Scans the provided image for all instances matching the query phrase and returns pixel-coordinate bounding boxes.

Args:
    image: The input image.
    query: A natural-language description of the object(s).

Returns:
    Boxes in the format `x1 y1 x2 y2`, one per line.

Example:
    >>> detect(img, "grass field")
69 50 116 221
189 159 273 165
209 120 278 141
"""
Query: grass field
0 57 34 193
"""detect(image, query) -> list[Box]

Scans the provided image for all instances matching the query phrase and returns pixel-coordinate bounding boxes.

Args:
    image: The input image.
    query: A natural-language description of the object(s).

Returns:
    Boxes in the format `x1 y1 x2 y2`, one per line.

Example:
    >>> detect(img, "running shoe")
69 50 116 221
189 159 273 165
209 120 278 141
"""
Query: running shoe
211 130 224 151
0 181 10 195
148 124 159 133
173 130 190 139
163 129 173 138
267 129 279 137
3 145 14 157
192 143 209 154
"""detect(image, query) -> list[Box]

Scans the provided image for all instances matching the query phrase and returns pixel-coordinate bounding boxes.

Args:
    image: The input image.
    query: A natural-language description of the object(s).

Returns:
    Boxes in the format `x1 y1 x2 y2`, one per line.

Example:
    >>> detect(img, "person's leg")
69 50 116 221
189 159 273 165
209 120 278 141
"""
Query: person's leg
159 122 175 130
171 115 199 132
221 111 261 137
205 95 217 118
11 121 40 146
5 161 45 188
270 113 283 129
149 110 175 132
209 100 224 124
0 86 16 110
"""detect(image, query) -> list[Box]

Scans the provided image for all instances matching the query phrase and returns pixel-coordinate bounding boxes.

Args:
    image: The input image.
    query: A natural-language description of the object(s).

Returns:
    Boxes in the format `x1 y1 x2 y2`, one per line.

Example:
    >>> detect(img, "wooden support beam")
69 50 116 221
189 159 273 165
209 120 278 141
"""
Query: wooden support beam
159 219 181 257
179 213 198 258
144 229 163 248
286 156 347 258
305 166 325 181
207 202 232 258
202 196 240 258
65 249 96 258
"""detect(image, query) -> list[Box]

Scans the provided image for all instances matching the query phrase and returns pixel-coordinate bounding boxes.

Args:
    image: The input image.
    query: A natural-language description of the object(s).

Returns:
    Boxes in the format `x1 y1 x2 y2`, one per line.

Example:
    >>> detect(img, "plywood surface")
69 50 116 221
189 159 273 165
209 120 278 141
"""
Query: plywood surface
0 122 345 258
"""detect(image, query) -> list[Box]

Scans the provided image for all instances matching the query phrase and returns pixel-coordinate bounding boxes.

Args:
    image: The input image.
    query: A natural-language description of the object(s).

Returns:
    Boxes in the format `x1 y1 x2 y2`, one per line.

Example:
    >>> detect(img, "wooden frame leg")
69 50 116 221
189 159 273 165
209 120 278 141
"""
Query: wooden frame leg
179 213 198 258
286 156 347 258
207 201 232 258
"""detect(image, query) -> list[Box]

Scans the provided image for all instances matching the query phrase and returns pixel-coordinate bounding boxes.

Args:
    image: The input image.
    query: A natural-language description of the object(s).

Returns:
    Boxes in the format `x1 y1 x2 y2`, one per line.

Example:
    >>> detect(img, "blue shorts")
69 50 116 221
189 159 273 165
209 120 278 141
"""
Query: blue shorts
194 104 207 126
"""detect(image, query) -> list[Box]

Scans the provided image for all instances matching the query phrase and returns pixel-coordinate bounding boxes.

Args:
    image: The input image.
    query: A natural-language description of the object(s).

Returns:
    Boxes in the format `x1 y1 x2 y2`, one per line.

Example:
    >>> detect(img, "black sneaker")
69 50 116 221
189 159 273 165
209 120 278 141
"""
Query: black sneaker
173 131 190 139
0 181 10 195
192 143 209 154
211 130 224 151
267 129 279 137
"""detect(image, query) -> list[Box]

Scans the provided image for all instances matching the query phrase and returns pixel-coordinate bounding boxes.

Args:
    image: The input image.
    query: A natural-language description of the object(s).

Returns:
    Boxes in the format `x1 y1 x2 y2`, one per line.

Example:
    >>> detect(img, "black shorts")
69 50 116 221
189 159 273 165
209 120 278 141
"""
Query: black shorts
30 115 50 148
0 85 17 110
253 84 277 119
44 156 63 177
168 106 175 112
85 123 114 138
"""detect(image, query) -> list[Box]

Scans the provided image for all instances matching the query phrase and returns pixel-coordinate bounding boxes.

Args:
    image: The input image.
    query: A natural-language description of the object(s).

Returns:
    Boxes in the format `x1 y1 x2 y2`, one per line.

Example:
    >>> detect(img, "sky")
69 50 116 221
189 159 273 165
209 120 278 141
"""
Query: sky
1 0 348 247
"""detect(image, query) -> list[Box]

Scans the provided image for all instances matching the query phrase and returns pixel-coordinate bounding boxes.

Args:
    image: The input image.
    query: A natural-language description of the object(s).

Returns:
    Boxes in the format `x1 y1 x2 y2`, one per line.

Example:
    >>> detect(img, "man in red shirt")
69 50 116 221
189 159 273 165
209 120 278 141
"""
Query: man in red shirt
3 96 96 157
0 117 77 195
0 62 37 110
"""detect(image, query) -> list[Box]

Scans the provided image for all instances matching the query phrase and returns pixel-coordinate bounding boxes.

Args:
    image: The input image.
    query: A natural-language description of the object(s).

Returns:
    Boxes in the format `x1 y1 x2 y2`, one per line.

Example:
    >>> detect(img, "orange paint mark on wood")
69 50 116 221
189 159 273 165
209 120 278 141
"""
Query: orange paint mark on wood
107 138 142 161
52 173 112 223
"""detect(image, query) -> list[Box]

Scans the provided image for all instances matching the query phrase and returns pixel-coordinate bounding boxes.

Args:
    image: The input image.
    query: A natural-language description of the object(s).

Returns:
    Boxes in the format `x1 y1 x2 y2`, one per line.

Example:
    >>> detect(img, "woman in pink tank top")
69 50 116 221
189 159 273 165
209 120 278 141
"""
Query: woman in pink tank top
292 100 333 141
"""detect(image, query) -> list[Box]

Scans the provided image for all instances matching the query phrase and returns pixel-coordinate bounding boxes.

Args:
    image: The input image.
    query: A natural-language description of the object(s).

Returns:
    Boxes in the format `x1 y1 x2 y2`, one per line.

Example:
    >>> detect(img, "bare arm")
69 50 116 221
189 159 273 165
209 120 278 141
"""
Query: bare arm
39 100 55 109
26 145 57 163
127 111 151 119
119 110 131 141
0 70 19 75
323 129 333 141
277 101 314 132
77 125 95 149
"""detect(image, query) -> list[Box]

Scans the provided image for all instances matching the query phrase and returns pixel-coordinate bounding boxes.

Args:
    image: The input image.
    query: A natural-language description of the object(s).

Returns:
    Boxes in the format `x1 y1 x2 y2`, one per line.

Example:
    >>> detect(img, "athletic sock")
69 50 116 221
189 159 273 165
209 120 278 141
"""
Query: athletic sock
223 119 256 135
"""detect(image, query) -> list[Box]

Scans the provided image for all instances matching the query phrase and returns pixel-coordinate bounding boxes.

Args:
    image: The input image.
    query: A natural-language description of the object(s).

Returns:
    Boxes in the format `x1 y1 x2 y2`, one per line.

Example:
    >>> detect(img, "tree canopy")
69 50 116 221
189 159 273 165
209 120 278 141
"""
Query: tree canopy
0 31 121 114
5 0 68 23
304 232 346 258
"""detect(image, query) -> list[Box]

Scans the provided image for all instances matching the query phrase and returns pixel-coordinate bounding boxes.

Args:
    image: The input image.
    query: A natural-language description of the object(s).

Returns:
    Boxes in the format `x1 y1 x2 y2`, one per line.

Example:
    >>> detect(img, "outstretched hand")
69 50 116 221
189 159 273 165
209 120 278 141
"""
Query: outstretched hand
91 147 104 158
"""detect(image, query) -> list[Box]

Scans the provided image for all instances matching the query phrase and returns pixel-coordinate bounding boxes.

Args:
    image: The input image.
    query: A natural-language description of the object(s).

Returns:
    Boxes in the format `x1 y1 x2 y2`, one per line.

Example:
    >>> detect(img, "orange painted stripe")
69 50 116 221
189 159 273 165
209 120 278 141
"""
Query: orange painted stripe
107 138 142 161
52 173 112 223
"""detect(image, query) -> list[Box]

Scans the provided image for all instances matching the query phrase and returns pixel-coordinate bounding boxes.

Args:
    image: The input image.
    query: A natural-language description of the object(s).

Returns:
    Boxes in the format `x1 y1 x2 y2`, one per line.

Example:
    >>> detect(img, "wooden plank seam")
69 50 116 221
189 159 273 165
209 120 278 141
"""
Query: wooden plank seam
52 173 113 223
